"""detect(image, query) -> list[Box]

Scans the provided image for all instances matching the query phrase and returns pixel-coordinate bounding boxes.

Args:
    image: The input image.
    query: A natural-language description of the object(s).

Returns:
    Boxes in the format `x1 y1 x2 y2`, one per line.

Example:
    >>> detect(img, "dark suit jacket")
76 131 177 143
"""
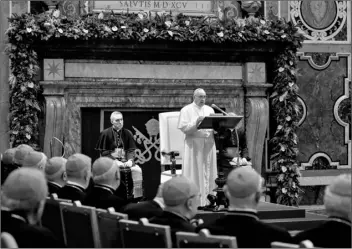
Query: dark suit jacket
47 182 62 195
58 183 86 202
83 185 126 212
293 217 351 248
1 210 65 248
149 211 196 247
122 200 163 221
196 210 293 248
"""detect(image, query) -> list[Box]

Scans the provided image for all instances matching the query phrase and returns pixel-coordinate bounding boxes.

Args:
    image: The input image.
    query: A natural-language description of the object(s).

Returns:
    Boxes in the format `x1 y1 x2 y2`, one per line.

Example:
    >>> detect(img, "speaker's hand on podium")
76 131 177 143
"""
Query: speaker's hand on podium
196 116 205 126
230 157 251 166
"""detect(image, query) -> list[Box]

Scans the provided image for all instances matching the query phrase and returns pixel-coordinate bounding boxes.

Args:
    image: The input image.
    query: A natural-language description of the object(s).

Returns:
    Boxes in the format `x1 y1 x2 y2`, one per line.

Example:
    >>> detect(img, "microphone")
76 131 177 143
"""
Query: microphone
211 104 228 116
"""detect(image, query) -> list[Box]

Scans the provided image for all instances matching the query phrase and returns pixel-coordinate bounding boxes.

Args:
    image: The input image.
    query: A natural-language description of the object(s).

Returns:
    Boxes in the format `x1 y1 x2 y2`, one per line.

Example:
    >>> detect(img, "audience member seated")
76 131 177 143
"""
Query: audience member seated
1 148 17 185
58 153 91 202
196 167 293 248
294 174 351 248
1 168 64 248
45 157 67 195
149 176 200 247
122 183 165 220
22 151 47 171
13 144 34 167
83 157 126 211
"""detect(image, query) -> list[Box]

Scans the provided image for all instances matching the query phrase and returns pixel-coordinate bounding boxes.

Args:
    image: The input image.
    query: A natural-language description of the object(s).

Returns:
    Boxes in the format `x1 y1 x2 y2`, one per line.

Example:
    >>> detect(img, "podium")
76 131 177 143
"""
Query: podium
197 114 243 211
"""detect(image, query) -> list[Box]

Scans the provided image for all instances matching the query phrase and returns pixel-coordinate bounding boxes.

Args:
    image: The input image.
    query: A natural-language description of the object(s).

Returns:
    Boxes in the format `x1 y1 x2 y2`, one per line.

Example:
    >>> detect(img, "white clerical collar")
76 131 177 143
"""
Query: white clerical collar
329 217 351 226
95 184 115 194
66 181 86 191
192 102 203 109
153 197 165 210
49 181 63 188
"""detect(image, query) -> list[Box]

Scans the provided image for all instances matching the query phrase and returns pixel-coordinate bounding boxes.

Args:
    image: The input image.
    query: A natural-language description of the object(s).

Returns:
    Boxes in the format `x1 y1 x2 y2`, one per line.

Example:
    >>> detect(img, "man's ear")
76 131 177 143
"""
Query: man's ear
62 171 67 181
186 198 193 210
223 185 230 199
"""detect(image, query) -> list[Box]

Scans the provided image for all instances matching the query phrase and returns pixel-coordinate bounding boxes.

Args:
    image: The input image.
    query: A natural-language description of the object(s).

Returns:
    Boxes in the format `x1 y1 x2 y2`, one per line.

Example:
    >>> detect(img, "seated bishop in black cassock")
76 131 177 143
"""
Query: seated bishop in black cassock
83 157 127 211
44 157 68 195
293 174 351 248
95 111 138 201
1 168 64 248
122 183 164 220
196 167 293 248
58 153 92 202
149 176 200 248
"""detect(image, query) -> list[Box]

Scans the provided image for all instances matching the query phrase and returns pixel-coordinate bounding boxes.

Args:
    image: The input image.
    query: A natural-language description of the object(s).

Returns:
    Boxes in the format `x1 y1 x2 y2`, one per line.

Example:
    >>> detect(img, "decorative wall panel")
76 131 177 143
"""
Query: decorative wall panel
296 53 351 169
289 1 351 43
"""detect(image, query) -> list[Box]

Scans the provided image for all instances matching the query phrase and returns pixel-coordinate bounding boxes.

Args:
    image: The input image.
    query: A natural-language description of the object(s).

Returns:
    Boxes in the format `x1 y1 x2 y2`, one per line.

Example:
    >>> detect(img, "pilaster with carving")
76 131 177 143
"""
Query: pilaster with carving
244 63 272 175
42 85 66 157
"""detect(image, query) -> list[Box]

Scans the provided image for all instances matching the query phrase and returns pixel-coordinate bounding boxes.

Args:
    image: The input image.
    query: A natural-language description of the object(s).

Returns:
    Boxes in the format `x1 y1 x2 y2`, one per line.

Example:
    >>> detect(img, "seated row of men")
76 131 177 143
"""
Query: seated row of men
1 145 351 248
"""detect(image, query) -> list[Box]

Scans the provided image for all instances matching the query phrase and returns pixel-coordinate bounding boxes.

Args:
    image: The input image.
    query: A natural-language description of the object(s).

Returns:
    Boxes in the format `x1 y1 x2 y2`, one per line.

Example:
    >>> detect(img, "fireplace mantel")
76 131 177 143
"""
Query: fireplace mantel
39 40 276 174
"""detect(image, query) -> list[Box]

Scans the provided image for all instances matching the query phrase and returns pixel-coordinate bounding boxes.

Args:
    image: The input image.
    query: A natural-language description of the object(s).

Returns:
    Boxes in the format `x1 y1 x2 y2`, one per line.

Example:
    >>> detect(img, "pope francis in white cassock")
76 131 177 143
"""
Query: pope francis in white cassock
177 88 217 206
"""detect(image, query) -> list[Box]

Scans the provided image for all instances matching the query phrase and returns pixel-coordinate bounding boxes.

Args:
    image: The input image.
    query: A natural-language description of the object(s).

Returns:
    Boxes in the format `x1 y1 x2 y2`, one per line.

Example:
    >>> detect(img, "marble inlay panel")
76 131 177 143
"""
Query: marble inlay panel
296 58 348 165
65 62 242 79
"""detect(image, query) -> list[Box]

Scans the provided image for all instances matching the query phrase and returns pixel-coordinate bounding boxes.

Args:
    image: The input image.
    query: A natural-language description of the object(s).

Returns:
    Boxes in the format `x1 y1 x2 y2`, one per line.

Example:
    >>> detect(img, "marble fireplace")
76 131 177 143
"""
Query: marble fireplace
37 41 279 176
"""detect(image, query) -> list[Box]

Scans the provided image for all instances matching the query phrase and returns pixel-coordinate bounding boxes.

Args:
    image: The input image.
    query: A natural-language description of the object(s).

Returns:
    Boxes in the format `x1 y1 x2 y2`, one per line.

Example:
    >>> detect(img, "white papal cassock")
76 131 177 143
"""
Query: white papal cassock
177 102 218 206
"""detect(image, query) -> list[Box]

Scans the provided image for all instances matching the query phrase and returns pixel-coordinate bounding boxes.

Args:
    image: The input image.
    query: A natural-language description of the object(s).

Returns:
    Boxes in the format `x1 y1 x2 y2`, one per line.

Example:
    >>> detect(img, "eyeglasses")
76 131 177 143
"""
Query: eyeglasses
113 119 123 122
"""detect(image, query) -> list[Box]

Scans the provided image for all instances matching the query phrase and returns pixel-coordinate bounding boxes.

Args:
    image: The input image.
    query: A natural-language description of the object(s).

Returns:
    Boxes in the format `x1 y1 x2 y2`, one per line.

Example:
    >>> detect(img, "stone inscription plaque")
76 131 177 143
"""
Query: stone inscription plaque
93 1 213 14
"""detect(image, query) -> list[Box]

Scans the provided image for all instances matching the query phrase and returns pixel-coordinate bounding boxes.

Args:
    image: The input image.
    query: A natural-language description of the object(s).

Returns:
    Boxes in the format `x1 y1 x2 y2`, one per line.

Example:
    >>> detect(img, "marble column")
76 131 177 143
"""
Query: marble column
0 1 10 152
244 63 272 175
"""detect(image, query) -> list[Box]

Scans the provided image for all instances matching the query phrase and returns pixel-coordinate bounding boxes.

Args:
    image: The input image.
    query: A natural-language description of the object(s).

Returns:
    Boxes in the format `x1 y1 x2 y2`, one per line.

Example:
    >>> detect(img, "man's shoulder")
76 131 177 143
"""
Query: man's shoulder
122 128 134 136
101 127 113 134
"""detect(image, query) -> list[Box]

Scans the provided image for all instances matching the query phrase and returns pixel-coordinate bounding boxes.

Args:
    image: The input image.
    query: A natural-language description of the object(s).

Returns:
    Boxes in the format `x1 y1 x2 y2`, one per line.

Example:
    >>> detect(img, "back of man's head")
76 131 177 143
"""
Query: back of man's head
324 174 351 221
13 144 34 166
92 157 120 189
22 151 47 171
2 148 16 165
66 153 91 187
45 157 67 183
225 167 263 208
162 176 199 218
1 168 48 213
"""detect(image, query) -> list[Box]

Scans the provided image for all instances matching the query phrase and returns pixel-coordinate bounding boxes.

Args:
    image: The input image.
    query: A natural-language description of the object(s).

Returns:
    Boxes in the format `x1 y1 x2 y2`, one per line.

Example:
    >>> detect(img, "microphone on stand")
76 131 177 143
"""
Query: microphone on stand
211 104 229 116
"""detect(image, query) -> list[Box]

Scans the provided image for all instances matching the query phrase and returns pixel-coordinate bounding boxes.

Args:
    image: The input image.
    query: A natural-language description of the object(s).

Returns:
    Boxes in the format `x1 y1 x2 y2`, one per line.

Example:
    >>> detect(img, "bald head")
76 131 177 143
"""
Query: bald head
1 168 48 211
162 176 199 207
13 144 34 166
45 157 67 182
92 157 120 189
1 148 16 165
226 167 263 199
22 151 47 171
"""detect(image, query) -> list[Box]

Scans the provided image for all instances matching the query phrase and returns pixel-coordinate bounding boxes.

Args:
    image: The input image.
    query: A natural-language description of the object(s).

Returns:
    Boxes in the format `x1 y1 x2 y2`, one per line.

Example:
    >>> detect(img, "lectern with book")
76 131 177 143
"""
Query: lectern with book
197 114 243 211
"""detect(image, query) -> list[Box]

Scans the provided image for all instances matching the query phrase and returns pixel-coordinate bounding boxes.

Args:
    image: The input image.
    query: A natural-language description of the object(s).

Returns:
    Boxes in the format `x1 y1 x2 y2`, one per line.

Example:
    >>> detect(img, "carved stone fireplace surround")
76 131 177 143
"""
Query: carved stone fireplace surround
36 41 282 175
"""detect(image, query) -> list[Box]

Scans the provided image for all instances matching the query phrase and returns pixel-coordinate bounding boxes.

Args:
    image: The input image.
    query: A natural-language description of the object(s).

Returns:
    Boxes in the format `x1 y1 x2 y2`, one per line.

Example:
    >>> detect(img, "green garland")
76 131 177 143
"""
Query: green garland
6 11 304 205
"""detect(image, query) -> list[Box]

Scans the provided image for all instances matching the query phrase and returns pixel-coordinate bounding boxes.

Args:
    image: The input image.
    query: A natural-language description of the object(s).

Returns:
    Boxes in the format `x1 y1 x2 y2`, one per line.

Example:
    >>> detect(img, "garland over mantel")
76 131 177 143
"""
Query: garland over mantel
6 11 304 206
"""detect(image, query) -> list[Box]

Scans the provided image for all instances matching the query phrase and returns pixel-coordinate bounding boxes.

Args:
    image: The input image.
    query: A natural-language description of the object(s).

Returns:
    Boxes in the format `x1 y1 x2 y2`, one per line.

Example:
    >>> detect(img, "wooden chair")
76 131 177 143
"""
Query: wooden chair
96 207 127 248
41 194 71 245
119 218 172 248
271 240 314 248
176 229 237 248
59 201 101 248
1 232 18 248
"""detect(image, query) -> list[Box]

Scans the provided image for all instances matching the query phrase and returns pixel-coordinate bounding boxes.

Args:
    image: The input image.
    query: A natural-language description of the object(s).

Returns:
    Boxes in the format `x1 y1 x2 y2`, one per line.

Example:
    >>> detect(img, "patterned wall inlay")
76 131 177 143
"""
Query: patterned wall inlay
265 1 280 20
289 1 350 43
296 53 351 168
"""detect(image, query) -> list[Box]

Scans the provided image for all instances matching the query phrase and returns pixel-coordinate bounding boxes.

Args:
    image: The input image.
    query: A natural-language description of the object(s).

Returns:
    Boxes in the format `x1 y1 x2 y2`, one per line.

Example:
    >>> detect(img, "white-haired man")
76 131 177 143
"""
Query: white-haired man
45 157 67 195
196 167 293 247
22 151 48 171
177 88 217 206
83 157 126 211
95 111 142 200
149 176 200 247
294 174 351 248
58 153 92 202
1 168 64 247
